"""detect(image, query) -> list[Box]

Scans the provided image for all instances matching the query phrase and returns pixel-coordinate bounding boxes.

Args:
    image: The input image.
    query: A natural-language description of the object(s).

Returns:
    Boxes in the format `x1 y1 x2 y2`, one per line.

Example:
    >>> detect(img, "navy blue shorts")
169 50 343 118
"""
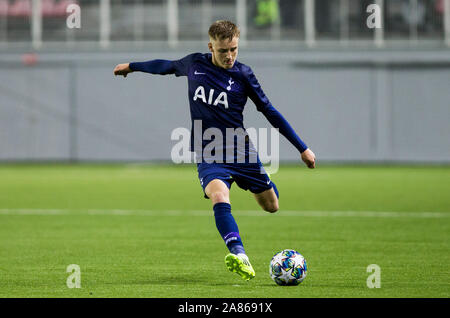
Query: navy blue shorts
197 161 278 199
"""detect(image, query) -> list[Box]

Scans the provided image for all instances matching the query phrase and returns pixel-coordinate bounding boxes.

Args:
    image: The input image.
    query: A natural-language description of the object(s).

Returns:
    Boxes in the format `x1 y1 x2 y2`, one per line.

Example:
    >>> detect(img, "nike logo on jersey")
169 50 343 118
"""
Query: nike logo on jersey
266 180 271 185
194 70 206 75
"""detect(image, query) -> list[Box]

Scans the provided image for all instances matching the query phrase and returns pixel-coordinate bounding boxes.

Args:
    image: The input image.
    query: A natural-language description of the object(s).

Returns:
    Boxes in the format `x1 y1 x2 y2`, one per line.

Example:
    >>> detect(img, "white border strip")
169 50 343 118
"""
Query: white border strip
0 209 448 218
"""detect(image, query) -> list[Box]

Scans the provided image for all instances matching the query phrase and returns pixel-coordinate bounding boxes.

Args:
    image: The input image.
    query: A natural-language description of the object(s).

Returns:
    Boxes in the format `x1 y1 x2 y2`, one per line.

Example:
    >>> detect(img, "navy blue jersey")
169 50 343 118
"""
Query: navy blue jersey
172 52 270 118
130 53 307 163
173 53 270 162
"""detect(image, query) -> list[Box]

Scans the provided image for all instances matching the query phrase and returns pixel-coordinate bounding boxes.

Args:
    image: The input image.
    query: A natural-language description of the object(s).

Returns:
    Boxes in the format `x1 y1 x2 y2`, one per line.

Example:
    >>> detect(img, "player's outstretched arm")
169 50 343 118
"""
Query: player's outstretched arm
113 60 176 78
263 105 316 169
245 67 316 169
113 63 133 78
262 107 316 169
114 54 198 78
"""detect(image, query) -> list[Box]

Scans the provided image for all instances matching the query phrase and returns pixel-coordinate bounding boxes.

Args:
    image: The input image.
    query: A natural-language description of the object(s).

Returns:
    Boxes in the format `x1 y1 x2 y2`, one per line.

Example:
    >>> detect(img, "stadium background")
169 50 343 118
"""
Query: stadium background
0 0 449 299
0 0 449 163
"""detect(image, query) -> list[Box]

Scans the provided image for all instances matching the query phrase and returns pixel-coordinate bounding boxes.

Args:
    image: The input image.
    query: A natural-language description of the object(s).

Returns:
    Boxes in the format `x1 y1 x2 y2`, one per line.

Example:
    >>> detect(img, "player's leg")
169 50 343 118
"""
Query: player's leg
205 179 245 255
254 186 279 213
204 179 230 205
230 161 280 213
204 179 255 280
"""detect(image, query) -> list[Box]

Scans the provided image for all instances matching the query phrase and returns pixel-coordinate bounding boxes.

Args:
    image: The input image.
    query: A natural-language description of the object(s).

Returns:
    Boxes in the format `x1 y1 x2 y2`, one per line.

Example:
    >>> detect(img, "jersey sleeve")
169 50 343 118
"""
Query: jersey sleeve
243 65 272 113
129 53 200 77
171 53 201 77
261 105 308 153
129 59 175 75
243 65 308 153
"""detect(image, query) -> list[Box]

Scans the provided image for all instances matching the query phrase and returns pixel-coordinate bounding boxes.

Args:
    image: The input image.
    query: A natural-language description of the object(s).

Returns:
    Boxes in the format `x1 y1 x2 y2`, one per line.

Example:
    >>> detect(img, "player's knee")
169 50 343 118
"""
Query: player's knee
264 201 279 213
209 191 229 204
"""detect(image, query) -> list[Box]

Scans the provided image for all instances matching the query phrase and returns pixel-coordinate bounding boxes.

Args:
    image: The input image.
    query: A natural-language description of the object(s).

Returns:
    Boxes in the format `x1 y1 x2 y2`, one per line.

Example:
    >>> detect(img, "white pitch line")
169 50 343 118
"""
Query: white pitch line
0 209 448 218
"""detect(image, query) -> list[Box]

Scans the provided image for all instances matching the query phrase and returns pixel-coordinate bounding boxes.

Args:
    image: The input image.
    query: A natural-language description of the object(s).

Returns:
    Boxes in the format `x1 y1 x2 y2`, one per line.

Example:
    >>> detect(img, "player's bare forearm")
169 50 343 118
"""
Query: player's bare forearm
301 148 316 169
113 63 133 78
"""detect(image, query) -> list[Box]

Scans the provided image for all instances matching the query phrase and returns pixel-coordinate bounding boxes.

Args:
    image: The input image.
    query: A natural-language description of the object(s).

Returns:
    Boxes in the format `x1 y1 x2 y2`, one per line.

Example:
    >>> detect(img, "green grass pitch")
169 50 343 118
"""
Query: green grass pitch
0 163 449 298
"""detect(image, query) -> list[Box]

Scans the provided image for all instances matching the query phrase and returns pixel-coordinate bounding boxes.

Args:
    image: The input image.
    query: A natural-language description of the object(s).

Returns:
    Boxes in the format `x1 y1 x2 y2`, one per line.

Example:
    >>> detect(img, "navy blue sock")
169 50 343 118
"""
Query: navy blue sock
213 202 245 255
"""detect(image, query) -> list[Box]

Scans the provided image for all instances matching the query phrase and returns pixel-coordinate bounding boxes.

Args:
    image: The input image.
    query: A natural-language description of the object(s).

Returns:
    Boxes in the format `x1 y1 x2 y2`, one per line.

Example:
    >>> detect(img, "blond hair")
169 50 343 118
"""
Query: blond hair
208 20 240 41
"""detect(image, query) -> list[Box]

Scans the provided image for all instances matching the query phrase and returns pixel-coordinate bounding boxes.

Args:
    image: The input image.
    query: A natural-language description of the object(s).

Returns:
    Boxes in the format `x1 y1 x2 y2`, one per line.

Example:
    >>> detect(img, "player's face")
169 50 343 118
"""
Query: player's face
208 36 239 69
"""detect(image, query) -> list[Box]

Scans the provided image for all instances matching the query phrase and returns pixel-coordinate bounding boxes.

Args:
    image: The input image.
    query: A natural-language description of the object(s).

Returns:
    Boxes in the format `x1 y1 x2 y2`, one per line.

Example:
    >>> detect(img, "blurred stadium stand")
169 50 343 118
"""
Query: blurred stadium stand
0 0 449 163
0 0 448 48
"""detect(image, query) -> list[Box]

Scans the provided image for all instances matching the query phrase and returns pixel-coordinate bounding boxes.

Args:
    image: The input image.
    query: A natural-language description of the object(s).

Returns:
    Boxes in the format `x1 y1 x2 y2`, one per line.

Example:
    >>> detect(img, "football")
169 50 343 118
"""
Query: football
269 249 307 286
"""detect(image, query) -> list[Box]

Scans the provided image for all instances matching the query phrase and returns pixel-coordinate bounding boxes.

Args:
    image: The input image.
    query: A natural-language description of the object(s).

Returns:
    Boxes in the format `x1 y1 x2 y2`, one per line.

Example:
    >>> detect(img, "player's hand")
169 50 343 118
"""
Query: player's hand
301 148 316 169
114 63 133 78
